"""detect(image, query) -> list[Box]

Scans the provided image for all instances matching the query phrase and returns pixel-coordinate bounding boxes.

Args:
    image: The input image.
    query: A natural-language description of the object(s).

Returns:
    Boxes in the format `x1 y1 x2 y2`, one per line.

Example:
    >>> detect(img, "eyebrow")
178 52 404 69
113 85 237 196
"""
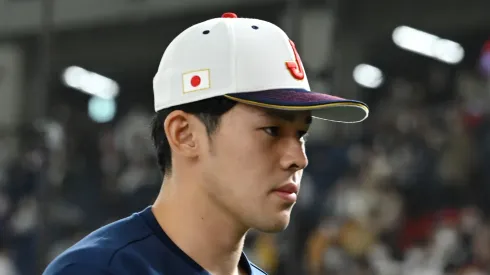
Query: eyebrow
262 110 312 125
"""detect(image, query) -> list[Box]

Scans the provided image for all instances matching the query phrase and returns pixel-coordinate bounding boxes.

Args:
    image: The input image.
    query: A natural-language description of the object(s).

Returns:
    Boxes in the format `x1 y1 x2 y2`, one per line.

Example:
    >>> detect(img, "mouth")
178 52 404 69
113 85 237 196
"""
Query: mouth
272 183 299 203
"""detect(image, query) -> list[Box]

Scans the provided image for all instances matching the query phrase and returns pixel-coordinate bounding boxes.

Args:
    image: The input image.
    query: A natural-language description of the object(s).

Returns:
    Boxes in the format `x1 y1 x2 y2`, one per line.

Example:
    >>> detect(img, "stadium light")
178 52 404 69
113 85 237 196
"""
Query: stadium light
392 26 464 64
353 64 384 89
88 96 116 123
62 66 119 99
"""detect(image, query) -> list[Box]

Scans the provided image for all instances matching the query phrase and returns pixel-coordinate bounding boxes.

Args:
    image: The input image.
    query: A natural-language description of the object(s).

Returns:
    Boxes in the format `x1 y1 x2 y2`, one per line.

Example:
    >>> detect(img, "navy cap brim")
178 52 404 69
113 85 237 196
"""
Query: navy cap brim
224 89 369 123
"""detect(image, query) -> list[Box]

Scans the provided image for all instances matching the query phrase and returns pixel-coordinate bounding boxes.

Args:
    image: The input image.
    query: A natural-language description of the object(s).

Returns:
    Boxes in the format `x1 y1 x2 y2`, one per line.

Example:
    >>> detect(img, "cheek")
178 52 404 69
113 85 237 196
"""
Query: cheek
220 129 270 163
211 130 276 190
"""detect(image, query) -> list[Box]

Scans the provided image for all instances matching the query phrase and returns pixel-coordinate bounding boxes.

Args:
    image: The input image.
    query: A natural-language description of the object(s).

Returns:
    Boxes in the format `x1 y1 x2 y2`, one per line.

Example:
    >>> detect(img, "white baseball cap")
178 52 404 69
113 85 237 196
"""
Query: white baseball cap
153 12 369 123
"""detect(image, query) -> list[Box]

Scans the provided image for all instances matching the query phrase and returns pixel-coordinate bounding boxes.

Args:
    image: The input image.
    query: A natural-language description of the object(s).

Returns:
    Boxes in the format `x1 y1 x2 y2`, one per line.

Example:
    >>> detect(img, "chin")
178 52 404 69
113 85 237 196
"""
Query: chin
254 214 291 233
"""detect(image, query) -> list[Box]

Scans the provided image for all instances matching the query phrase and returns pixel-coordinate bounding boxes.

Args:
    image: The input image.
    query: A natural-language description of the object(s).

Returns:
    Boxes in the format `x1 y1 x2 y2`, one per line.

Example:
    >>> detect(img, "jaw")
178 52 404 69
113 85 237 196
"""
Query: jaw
246 202 294 233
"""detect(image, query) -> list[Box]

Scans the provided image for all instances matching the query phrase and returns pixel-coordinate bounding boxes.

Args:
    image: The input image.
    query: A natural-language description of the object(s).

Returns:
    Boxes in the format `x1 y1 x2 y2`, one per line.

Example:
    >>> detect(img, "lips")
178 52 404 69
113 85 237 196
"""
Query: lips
273 183 299 203
273 183 299 194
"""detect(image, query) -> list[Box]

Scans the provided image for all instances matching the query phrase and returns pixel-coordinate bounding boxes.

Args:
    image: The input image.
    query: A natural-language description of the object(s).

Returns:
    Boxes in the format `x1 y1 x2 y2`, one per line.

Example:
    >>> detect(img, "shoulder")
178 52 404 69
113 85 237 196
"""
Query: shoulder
44 211 154 275
43 263 115 275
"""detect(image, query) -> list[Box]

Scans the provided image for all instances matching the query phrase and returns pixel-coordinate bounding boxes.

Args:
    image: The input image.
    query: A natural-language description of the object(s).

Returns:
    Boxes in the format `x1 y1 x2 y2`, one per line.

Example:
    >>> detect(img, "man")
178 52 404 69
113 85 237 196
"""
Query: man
43 12 369 275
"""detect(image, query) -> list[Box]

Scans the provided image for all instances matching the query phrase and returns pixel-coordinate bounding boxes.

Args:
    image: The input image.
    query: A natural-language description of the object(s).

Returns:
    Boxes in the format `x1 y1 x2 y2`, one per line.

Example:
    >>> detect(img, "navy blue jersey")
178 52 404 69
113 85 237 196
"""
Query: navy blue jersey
43 206 267 275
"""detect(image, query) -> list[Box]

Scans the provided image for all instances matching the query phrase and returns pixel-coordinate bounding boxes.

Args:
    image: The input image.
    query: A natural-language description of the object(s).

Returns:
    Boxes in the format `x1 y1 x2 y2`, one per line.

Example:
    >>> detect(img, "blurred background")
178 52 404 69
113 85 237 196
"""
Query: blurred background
1 0 490 274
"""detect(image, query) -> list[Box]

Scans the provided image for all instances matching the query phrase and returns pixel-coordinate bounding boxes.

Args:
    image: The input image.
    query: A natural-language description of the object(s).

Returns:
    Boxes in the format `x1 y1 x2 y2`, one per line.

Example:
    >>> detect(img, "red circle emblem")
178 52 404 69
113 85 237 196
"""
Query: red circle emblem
190 75 201 87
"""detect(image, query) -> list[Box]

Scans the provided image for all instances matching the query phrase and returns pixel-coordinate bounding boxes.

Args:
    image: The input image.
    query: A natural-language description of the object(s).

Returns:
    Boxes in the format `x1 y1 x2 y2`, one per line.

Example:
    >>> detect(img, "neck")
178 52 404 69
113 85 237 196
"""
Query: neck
152 174 249 275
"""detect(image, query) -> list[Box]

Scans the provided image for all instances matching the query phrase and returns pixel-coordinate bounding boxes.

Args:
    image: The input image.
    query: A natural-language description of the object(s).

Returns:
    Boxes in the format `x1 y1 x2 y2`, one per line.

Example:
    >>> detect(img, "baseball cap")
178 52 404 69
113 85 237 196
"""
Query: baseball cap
153 12 369 123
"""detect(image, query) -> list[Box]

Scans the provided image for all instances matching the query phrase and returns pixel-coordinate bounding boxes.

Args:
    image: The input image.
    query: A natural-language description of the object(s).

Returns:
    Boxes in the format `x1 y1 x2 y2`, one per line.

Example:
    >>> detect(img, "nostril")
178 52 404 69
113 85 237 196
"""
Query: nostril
251 25 259 30
203 30 210 34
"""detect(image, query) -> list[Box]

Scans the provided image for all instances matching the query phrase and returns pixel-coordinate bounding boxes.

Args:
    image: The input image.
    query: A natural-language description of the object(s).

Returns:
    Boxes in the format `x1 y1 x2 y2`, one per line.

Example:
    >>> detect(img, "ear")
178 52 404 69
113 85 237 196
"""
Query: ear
163 110 199 159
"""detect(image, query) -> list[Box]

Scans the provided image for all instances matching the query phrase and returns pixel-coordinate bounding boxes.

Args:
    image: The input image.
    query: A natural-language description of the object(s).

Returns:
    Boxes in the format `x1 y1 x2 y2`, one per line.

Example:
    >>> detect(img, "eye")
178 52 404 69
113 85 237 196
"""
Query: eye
262 127 279 137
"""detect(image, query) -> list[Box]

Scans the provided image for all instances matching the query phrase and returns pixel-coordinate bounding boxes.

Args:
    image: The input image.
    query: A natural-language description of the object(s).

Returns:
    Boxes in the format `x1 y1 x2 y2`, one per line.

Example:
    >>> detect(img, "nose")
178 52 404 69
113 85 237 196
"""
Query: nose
279 140 308 172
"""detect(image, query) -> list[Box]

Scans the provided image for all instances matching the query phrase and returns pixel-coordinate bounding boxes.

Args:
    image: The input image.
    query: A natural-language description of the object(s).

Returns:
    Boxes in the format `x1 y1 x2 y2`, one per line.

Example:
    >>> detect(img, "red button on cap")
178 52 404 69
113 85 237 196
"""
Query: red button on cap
222 12 238 18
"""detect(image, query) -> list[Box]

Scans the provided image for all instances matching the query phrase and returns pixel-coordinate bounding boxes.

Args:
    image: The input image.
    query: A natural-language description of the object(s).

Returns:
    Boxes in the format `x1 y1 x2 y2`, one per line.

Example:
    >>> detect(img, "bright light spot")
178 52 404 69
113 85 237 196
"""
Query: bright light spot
88 96 116 123
392 26 464 64
353 64 384 88
432 39 464 64
392 26 438 56
62 66 119 99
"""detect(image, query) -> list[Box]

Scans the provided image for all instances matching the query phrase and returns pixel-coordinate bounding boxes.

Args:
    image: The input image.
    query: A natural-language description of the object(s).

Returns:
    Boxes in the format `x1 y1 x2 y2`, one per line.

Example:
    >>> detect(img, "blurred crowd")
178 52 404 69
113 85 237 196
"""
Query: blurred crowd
1 66 490 275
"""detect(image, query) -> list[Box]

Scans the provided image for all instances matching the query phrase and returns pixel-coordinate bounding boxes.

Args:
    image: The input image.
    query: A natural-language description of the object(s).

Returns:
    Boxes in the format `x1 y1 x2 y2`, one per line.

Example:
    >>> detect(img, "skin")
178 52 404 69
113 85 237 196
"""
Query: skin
152 103 311 275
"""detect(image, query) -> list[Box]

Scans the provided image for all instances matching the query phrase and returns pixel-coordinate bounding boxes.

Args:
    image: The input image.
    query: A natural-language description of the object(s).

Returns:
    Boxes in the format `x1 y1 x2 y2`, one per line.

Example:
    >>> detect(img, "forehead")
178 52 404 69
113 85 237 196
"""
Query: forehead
262 109 312 124
235 103 312 124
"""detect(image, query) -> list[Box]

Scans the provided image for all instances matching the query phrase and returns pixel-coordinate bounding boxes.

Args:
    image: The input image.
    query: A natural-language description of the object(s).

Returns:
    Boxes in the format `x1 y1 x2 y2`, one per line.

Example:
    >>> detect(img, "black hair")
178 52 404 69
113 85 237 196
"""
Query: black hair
151 96 237 176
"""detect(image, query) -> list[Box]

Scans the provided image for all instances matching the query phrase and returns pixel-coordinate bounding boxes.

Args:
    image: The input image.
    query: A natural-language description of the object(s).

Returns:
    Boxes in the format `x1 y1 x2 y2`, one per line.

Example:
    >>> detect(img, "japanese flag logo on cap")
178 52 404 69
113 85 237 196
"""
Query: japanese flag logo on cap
182 69 210 93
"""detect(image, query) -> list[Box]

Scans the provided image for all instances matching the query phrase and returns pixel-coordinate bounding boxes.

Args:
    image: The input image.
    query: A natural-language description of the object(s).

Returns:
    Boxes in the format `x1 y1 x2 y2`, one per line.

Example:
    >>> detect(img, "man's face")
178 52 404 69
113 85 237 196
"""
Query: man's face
199 103 311 232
